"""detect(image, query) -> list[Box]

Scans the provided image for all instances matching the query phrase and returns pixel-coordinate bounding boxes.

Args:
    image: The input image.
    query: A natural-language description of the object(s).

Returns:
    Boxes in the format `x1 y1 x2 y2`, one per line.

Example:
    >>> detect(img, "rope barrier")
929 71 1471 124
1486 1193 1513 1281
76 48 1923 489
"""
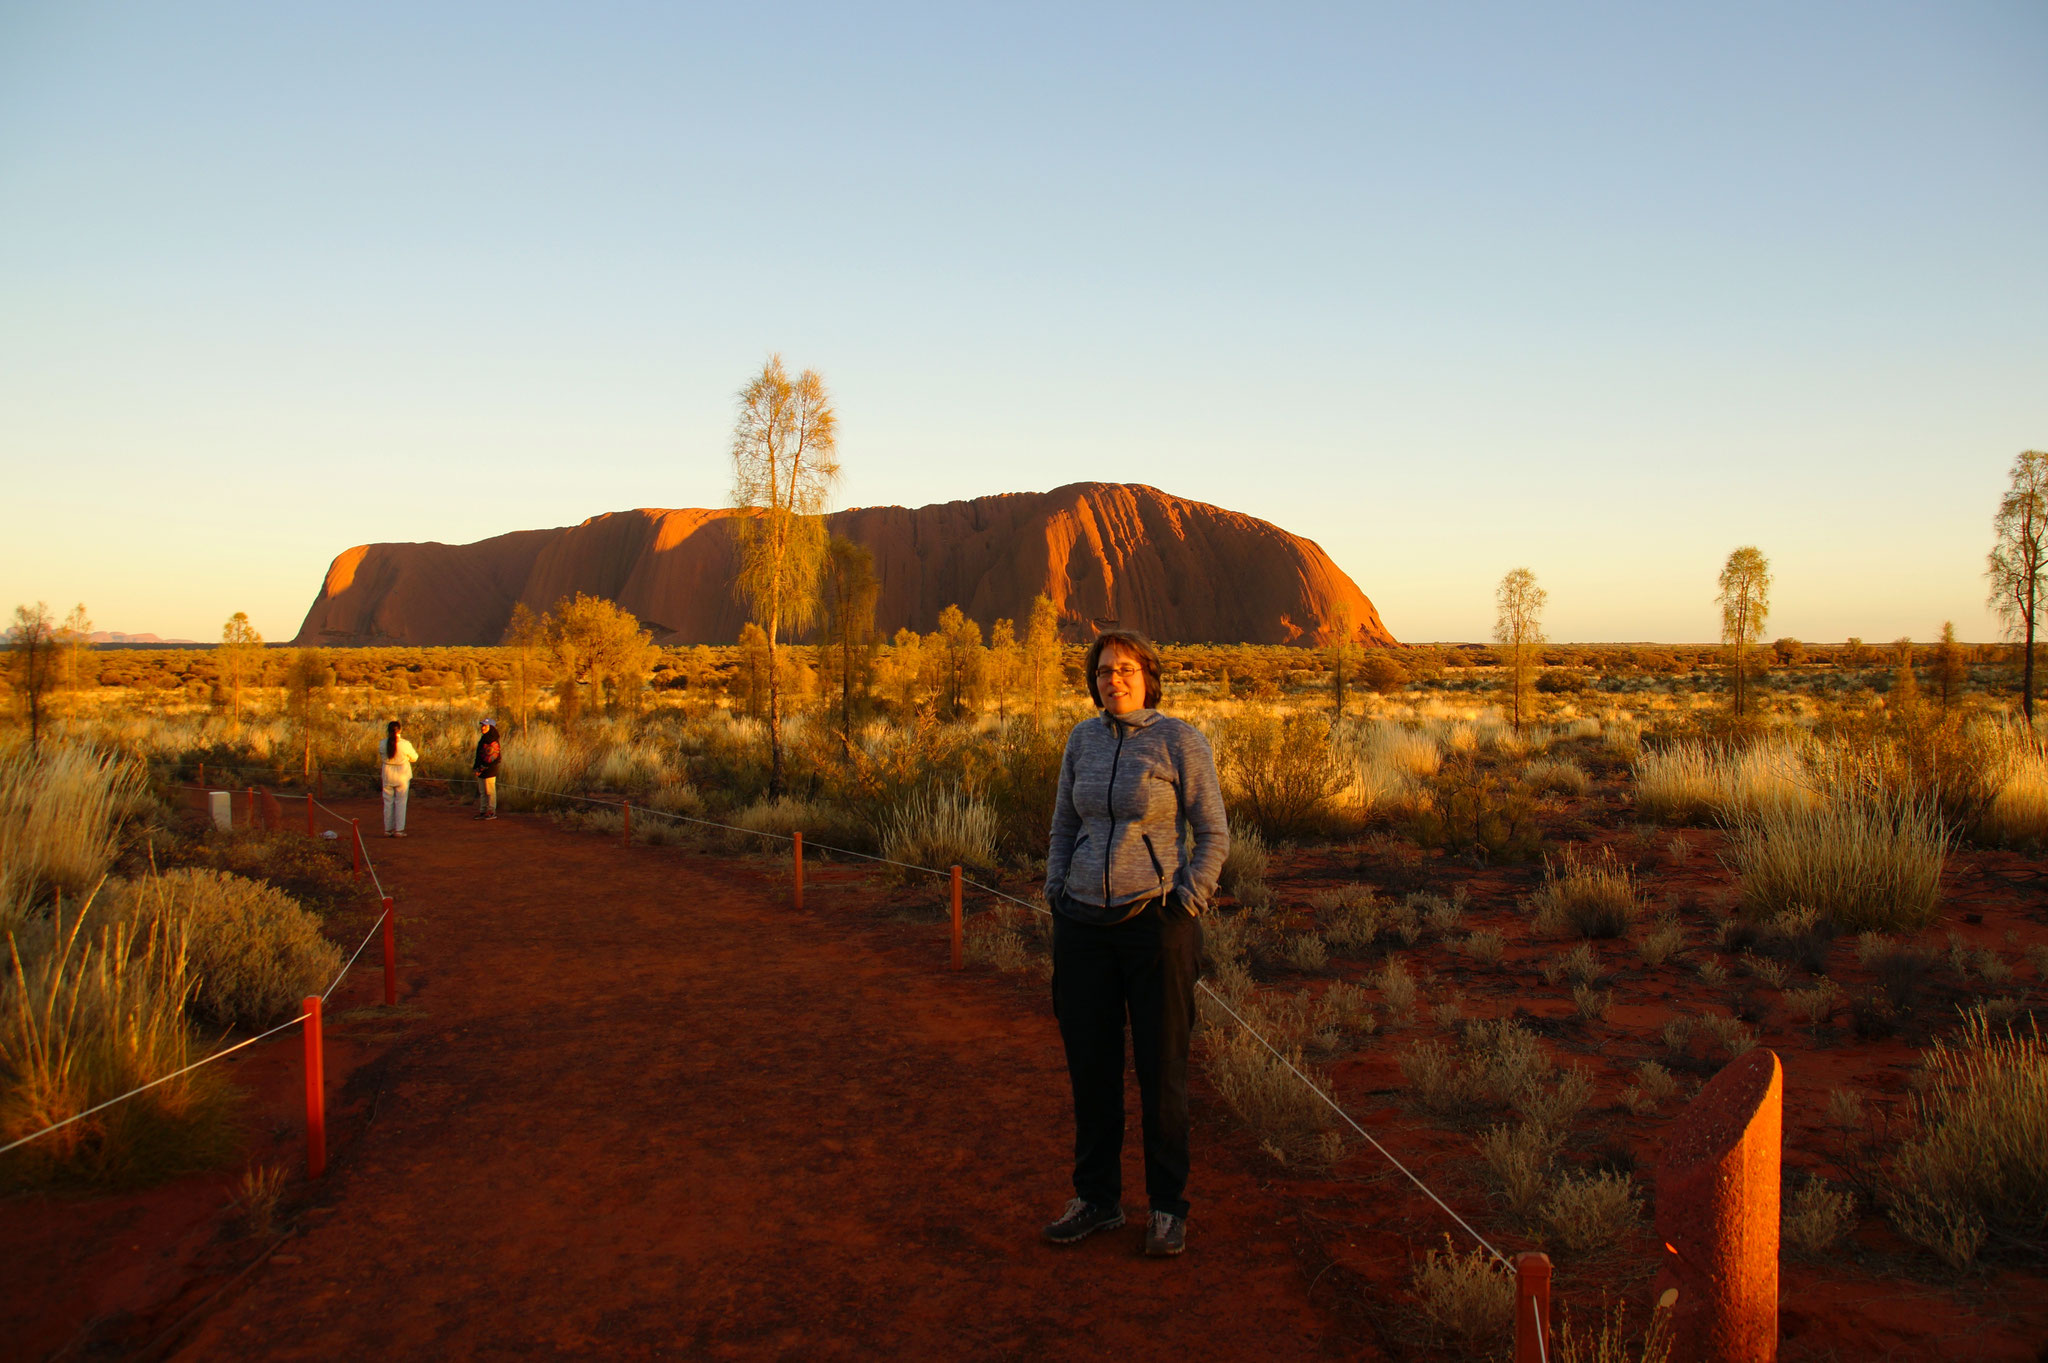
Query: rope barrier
0 1012 310 1159
2 787 399 1159
494 778 1511 1269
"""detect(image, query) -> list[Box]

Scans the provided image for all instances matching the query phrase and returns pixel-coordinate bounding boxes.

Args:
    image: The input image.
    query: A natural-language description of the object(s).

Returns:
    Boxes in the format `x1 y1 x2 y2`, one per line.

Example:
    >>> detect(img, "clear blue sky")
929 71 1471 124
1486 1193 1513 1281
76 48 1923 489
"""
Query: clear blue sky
2 2 2042 644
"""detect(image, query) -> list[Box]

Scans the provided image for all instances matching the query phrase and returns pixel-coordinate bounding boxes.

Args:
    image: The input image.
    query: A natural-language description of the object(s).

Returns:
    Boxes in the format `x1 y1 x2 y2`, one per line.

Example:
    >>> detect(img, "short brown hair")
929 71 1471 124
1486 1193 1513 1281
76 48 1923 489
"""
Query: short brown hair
1085 629 1163 709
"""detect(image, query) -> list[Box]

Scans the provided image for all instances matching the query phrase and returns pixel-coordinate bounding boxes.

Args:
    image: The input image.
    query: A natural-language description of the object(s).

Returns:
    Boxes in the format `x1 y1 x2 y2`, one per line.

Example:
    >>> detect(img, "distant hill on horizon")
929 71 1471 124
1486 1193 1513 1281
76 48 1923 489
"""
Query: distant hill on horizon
292 482 1395 649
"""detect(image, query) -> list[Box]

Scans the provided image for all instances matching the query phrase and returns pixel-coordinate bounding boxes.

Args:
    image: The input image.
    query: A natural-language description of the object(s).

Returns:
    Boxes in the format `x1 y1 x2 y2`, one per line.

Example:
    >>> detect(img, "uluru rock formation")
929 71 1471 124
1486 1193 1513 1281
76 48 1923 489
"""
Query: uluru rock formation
292 483 1396 648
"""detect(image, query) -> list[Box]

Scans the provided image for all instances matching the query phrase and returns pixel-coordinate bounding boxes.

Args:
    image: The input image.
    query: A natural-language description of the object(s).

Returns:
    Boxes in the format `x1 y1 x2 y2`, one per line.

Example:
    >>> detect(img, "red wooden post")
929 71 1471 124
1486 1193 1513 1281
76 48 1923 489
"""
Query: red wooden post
950 865 963 971
247 787 257 827
351 819 363 877
622 801 632 845
380 896 397 1007
302 994 327 1178
1514 1252 1551 1363
198 761 205 788
793 831 804 910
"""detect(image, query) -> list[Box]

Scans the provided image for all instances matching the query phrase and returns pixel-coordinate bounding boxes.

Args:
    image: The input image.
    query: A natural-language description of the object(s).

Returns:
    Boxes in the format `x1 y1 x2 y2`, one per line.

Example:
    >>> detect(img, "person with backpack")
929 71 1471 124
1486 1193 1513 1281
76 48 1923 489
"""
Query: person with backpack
472 719 502 820
378 719 420 838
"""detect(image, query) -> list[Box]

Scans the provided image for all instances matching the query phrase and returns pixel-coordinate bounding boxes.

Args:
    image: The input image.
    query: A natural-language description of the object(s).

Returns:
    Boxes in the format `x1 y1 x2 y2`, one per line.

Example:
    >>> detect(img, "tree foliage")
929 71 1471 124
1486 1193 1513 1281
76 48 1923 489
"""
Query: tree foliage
1493 569 1546 734
9 602 58 747
1987 450 2048 723
217 611 263 721
1717 547 1770 718
730 354 839 795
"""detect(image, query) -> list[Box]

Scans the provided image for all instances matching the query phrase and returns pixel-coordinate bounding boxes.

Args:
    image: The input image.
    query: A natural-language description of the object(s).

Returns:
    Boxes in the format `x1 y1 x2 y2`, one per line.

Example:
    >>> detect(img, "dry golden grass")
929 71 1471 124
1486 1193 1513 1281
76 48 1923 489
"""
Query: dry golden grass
1723 783 1948 933
1889 1011 2048 1267
0 743 150 930
1409 1236 1515 1347
1530 848 1642 939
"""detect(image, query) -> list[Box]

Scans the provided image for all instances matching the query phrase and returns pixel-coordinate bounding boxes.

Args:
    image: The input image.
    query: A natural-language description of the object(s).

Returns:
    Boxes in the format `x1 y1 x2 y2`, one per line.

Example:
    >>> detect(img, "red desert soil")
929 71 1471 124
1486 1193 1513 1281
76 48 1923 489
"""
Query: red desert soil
7 798 1369 1361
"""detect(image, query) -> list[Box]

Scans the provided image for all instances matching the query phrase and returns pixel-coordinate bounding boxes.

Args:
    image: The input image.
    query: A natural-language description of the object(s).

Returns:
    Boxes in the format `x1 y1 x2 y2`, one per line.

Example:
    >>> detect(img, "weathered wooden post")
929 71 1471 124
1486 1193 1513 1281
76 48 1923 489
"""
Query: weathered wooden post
1655 1047 1782 1363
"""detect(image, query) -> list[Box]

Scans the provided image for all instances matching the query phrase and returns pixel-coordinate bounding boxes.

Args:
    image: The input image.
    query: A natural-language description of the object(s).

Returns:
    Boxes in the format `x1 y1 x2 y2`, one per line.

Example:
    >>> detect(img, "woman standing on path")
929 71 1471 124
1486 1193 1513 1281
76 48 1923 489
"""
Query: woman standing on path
1041 629 1229 1258
472 719 502 820
379 719 420 838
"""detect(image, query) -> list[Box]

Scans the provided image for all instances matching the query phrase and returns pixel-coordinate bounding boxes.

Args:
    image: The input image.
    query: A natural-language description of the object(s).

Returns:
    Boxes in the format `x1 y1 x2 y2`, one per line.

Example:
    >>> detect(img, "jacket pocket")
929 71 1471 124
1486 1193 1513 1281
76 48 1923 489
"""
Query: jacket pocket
1141 834 1167 884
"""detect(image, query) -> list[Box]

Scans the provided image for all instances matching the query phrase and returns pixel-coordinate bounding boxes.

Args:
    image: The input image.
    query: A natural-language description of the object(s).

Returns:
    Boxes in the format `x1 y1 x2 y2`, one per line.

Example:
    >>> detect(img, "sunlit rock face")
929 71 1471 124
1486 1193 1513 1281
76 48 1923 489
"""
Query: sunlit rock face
292 482 1395 648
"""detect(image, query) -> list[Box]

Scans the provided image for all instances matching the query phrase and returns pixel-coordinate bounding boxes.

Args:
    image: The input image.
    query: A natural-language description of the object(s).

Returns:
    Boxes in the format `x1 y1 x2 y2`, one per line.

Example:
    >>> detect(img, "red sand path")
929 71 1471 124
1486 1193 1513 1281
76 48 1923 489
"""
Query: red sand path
167 799 1363 1360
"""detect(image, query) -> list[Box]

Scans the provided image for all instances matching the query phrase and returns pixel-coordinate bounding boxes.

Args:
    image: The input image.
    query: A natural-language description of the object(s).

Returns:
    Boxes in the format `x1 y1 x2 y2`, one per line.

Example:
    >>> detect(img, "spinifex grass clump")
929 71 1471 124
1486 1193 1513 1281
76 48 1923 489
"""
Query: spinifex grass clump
880 787 998 873
1409 1236 1514 1349
1530 848 1642 939
1631 739 1814 825
1723 780 1948 933
1198 1005 1339 1164
1977 718 2048 847
0 743 151 930
1889 1010 2048 1267
495 725 589 811
0 908 234 1186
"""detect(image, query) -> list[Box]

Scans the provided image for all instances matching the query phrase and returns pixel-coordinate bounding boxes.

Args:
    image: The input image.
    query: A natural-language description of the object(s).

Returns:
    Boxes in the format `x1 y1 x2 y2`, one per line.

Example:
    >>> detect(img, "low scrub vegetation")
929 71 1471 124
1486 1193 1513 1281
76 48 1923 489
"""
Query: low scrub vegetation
1531 848 1642 938
1724 782 1948 933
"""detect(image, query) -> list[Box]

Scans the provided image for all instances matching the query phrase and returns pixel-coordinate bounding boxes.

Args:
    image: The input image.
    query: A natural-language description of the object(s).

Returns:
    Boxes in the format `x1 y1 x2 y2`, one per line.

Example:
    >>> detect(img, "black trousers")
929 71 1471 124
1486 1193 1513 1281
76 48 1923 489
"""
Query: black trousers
1051 897 1202 1219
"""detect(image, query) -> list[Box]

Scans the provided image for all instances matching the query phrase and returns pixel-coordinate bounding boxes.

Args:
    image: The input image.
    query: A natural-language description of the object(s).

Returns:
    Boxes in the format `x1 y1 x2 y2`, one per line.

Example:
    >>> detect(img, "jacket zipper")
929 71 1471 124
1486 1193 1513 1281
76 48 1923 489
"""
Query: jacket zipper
1103 721 1125 906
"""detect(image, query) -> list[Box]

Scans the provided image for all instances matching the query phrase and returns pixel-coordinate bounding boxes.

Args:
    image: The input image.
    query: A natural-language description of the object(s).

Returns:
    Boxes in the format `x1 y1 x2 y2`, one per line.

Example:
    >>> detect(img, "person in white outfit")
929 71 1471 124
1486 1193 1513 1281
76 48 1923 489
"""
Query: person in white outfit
379 719 420 837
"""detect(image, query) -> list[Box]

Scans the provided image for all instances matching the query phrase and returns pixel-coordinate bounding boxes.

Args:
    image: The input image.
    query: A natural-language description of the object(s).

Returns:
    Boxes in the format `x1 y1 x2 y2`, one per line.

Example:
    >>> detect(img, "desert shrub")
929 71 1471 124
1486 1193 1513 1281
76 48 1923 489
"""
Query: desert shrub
1201 909 1253 971
1375 958 1418 1024
979 721 1067 864
1724 783 1948 933
0 743 151 927
587 739 673 793
1410 1236 1514 1348
1200 1021 1337 1163
963 903 1038 973
1741 953 1791 990
1464 929 1506 970
879 787 998 873
1412 888 1466 937
1856 934 1938 1012
0 912 234 1185
1403 1017 1557 1121
1635 916 1686 968
1696 1013 1757 1058
1888 1011 2048 1267
1618 1060 1678 1116
1218 819 1269 902
1383 896 1423 946
1280 931 1328 972
1553 1299 1673 1363
1784 980 1840 1028
1316 981 1376 1041
1696 957 1729 989
1478 1120 1560 1215
227 1162 290 1238
1540 1170 1642 1251
1407 759 1543 862
1573 984 1611 1021
1784 1177 1858 1255
1524 757 1591 797
1214 709 1348 842
1826 1087 1866 1130
95 869 340 1029
1313 883 1384 952
1530 848 1642 939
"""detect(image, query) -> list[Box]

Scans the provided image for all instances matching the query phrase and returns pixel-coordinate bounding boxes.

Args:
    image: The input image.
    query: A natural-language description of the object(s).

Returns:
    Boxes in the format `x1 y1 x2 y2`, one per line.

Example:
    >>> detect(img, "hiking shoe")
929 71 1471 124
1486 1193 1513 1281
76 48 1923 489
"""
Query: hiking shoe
1043 1198 1124 1244
473 812 489 820
484 813 498 821
1144 1211 1186 1257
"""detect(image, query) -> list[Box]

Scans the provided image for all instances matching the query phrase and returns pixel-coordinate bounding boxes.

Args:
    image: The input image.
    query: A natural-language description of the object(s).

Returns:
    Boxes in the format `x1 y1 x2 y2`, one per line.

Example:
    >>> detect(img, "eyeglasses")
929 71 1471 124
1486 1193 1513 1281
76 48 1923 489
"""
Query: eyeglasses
1095 665 1144 682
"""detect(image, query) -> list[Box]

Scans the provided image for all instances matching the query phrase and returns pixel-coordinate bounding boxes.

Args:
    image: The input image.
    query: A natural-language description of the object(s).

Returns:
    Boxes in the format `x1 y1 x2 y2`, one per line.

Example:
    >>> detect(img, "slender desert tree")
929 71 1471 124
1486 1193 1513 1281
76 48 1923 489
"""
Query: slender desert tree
1021 593 1063 728
1987 450 2048 724
986 618 1020 720
1493 568 1546 733
218 611 263 722
731 355 839 797
502 603 544 732
60 603 91 718
287 648 330 776
1935 620 1966 710
821 535 878 756
1717 547 1771 718
936 605 985 717
10 601 57 748
1326 601 1357 718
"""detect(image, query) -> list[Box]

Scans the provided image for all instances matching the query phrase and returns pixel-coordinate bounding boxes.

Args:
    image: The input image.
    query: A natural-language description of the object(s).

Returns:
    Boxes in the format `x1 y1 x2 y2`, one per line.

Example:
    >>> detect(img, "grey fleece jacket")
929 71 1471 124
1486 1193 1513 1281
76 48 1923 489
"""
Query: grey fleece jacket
1045 708 1230 920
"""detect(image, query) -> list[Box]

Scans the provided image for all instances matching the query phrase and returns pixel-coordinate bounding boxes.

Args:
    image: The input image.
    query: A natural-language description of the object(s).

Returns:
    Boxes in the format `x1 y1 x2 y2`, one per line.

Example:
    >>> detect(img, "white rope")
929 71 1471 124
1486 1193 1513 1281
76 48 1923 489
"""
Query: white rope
0 1011 309 1158
324 907 390 1003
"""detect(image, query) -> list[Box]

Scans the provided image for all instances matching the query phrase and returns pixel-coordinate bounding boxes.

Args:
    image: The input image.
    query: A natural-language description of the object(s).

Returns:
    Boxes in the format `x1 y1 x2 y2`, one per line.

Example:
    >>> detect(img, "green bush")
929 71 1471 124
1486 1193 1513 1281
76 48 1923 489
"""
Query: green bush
97 868 341 1029
1213 710 1347 842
